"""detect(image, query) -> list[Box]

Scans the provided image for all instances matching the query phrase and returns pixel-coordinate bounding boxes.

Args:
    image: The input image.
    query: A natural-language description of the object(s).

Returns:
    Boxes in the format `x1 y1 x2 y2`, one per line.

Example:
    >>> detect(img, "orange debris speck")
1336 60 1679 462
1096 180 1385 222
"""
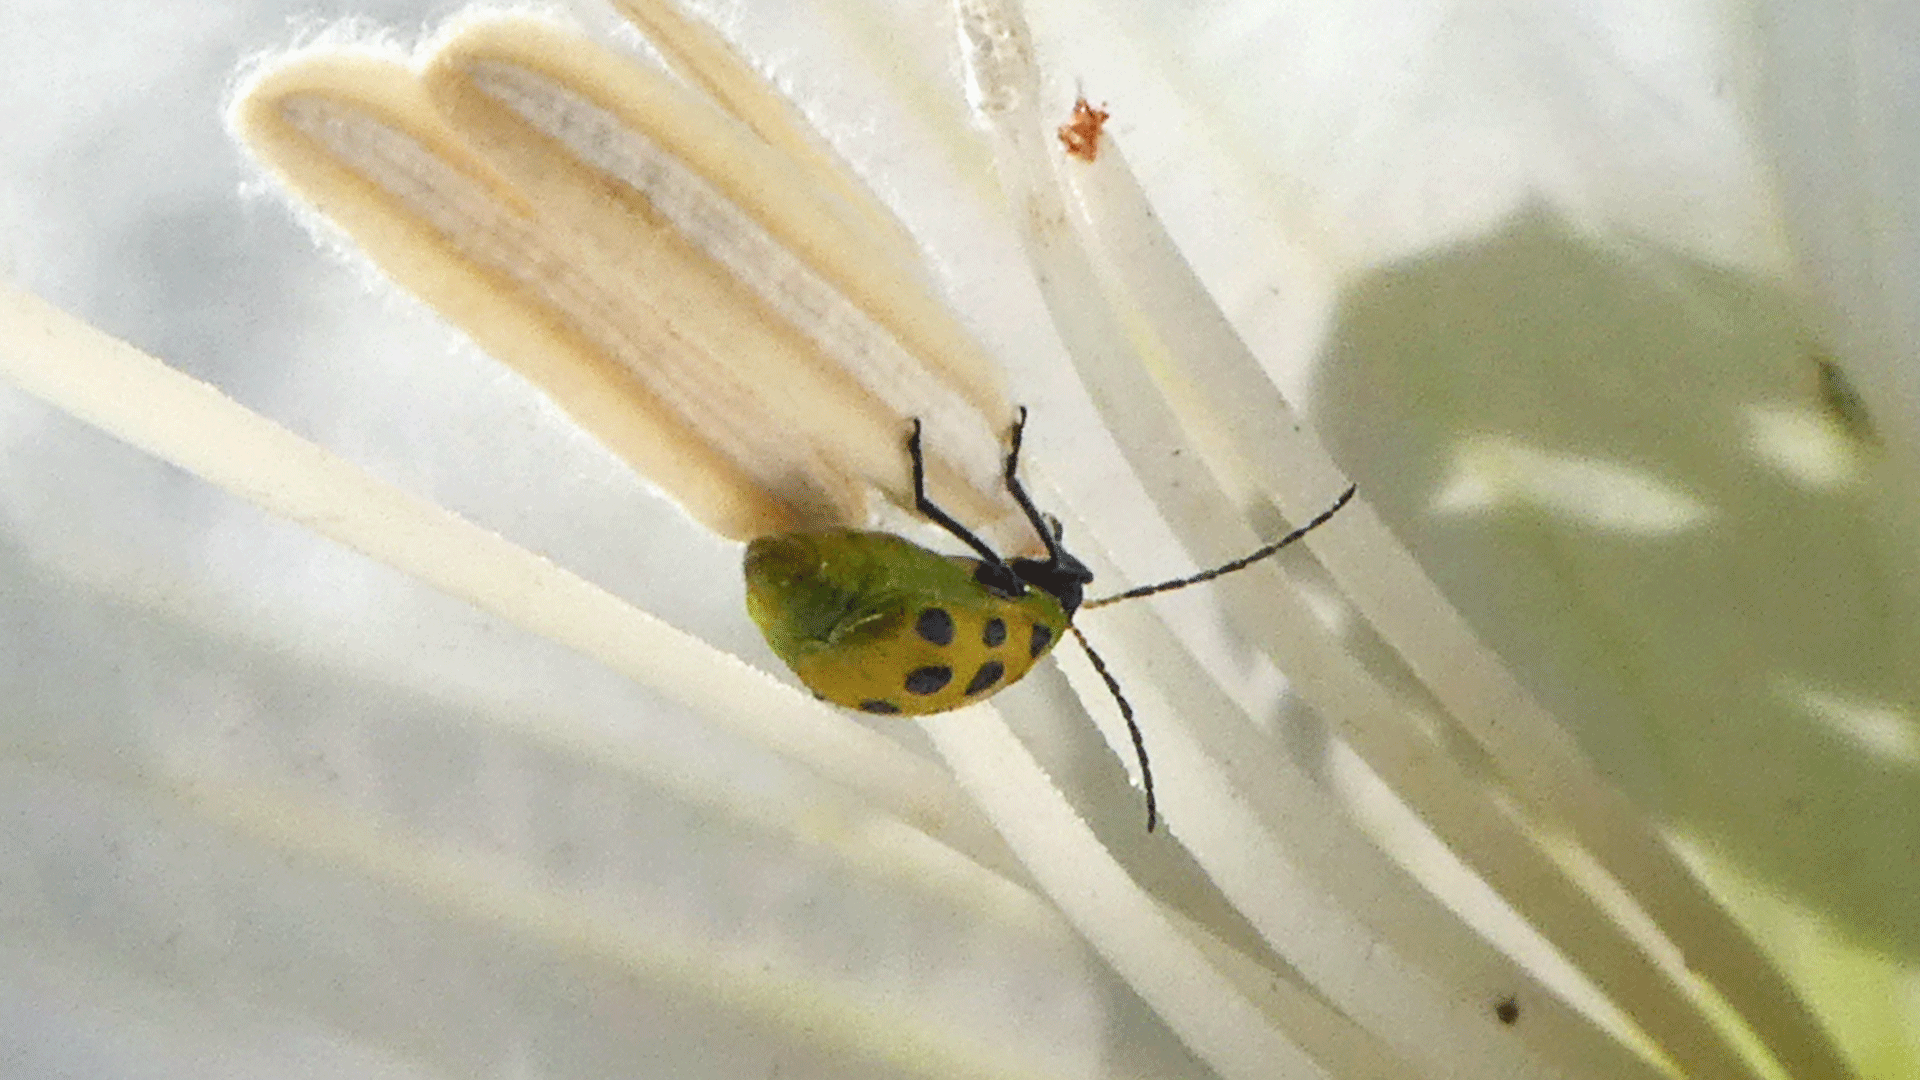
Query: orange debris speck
1057 98 1110 162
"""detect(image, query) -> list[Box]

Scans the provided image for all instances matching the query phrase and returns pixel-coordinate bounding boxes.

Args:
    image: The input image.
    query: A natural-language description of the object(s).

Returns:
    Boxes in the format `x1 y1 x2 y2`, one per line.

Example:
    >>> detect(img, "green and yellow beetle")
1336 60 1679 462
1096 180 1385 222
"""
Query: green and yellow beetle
744 408 1354 828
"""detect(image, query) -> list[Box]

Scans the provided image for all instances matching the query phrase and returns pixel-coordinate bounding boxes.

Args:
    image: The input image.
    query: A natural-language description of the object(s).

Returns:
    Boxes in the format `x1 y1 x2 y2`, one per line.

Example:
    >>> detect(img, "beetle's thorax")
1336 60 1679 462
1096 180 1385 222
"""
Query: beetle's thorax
1013 552 1093 617
968 549 1093 617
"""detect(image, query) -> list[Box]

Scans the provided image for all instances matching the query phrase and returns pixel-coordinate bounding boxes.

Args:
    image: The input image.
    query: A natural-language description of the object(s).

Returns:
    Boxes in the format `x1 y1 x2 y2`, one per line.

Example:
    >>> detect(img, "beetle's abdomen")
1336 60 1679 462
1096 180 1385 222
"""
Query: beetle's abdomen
802 596 1058 716
744 531 1066 716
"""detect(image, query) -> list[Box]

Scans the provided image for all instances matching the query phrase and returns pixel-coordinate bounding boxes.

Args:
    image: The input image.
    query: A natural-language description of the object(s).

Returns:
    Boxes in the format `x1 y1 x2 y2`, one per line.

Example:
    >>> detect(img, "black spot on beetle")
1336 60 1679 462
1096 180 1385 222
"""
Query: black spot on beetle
964 661 1005 696
904 666 952 695
982 618 1006 648
860 700 900 715
1494 996 1519 1025
915 607 955 646
1029 624 1054 658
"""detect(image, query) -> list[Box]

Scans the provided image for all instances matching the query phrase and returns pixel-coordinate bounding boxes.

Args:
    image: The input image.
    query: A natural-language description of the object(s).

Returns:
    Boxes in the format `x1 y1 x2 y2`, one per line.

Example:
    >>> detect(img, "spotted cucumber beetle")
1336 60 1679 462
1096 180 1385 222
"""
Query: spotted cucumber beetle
744 409 1355 829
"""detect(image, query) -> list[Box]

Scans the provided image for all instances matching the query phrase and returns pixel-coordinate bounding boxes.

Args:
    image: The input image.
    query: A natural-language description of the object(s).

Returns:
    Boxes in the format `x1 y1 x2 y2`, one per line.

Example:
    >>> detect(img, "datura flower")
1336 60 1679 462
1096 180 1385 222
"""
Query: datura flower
0 0 1912 1078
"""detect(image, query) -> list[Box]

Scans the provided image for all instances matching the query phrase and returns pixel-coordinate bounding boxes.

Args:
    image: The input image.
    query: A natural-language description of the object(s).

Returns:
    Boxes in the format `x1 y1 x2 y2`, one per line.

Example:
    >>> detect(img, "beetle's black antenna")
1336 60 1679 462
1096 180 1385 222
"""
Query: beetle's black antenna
1083 485 1357 609
909 418 1005 566
1070 623 1157 831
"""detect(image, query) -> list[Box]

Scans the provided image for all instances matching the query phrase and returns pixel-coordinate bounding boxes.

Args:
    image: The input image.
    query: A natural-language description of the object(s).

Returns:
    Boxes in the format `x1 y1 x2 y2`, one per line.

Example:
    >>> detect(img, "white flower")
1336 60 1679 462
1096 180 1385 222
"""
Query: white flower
0 0 1911 1077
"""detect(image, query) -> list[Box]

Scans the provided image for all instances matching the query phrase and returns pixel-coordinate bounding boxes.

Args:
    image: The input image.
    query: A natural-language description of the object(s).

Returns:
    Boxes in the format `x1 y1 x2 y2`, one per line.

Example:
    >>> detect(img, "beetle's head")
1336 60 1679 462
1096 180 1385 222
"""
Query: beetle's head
1011 548 1093 616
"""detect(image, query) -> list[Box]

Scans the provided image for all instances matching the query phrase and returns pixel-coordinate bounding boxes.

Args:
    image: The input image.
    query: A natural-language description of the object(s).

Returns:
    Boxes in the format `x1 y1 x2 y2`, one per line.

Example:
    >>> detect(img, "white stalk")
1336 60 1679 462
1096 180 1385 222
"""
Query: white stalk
0 283 1003 862
952 0 1857 1078
1050 128 1846 1080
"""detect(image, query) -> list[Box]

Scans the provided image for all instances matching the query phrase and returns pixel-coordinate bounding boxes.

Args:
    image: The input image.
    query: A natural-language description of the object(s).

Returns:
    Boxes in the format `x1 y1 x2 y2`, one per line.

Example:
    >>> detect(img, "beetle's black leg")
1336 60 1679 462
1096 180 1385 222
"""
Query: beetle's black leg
909 418 1005 566
1002 407 1068 565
